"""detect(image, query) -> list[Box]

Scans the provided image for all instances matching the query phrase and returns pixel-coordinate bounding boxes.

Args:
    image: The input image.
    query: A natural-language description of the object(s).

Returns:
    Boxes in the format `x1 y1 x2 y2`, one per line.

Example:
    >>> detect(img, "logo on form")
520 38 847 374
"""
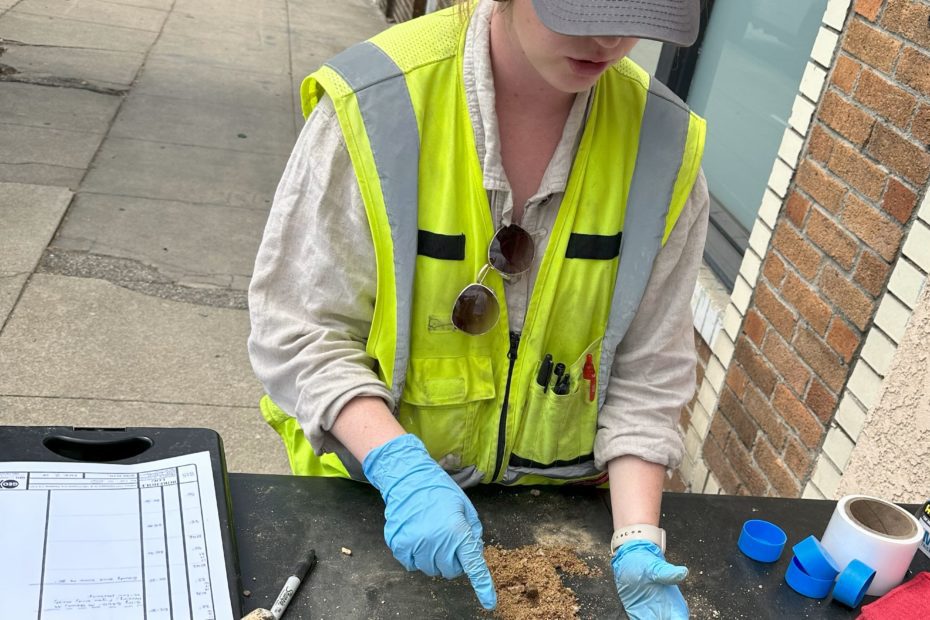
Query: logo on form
0 479 19 489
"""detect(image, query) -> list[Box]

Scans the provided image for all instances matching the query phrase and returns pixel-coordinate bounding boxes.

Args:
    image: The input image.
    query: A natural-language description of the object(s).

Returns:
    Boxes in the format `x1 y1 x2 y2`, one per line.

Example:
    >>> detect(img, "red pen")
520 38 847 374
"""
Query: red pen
583 354 596 402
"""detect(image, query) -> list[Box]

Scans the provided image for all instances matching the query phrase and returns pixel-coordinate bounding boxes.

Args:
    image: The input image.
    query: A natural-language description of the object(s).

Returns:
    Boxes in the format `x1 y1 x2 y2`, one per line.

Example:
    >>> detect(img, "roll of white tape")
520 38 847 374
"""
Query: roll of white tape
821 495 923 596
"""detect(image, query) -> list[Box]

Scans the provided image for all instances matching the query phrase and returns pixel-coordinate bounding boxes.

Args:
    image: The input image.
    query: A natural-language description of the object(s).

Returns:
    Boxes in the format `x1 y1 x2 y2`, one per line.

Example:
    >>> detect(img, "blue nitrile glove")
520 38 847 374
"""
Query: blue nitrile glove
362 433 497 610
612 540 689 619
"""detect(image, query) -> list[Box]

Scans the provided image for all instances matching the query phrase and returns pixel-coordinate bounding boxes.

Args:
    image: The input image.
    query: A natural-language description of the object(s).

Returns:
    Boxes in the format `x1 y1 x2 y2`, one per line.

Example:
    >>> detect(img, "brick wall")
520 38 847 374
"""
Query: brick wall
701 0 930 497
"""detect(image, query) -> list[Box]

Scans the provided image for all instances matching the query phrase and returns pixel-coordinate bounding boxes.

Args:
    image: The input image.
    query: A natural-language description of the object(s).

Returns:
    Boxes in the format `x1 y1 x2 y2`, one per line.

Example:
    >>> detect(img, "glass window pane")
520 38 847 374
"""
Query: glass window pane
688 0 828 232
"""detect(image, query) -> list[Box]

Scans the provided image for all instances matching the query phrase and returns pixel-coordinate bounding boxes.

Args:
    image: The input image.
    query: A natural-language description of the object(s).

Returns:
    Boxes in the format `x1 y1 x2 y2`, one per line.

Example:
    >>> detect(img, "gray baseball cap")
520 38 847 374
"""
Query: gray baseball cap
531 0 701 46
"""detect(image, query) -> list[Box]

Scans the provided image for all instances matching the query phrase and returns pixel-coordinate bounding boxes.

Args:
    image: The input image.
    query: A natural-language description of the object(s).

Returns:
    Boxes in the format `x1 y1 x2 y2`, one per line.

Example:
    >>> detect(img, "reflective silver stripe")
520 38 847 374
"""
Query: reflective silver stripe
326 42 418 406
501 462 601 484
597 77 691 408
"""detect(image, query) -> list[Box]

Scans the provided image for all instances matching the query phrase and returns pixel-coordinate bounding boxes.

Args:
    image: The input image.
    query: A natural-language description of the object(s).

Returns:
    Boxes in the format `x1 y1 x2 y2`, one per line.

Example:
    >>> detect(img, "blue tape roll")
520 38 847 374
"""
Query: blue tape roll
792 535 840 581
738 519 787 563
832 559 876 608
786 556 835 599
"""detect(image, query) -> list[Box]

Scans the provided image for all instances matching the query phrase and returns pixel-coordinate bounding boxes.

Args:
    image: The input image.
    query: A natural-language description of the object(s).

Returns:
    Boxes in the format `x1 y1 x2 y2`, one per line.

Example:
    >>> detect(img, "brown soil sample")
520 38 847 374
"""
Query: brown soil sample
484 544 600 620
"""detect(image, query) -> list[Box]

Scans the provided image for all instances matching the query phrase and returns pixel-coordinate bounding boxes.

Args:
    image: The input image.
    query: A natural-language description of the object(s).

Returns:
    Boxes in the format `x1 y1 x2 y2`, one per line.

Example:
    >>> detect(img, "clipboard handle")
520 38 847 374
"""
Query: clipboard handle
43 432 154 462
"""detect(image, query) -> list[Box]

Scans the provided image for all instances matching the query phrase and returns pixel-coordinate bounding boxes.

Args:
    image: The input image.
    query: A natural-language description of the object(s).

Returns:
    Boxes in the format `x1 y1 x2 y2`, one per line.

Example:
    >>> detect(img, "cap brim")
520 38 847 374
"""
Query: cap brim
531 0 700 47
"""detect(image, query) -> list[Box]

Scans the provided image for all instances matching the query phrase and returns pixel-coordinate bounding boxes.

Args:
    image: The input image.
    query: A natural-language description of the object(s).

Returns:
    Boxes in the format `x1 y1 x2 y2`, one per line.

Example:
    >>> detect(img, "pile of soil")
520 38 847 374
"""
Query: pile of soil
484 544 600 620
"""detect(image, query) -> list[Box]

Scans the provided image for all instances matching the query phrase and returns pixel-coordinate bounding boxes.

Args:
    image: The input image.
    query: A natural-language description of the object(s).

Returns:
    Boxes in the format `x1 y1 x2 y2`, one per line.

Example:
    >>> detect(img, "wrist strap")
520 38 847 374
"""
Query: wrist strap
611 524 666 555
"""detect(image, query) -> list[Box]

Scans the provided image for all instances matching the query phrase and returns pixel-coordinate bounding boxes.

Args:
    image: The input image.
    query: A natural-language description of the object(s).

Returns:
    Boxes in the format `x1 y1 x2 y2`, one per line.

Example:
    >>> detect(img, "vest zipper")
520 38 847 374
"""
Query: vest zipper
491 330 521 482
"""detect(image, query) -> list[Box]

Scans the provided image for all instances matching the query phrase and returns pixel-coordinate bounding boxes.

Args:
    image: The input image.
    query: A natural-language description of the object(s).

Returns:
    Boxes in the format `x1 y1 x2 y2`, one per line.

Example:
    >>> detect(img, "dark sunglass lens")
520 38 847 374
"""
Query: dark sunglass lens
452 284 500 335
489 224 534 275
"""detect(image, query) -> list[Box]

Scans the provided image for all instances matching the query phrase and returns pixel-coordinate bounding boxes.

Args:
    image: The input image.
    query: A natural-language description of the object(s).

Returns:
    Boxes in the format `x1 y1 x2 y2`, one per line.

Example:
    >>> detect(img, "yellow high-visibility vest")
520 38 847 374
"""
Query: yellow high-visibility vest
262 7 705 485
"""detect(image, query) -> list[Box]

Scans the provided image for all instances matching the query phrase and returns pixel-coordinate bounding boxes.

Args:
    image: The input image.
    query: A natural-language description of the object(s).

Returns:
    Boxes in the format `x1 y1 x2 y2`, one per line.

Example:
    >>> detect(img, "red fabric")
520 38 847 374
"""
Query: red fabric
859 572 930 619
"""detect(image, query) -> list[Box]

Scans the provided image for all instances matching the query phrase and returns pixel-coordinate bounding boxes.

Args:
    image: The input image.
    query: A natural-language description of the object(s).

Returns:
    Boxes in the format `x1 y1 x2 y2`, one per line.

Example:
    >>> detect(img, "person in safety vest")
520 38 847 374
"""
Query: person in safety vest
249 0 707 617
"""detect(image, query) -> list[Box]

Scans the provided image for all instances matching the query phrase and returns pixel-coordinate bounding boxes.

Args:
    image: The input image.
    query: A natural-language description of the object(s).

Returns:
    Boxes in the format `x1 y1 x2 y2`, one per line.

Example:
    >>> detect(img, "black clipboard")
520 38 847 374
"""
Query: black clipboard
0 425 242 619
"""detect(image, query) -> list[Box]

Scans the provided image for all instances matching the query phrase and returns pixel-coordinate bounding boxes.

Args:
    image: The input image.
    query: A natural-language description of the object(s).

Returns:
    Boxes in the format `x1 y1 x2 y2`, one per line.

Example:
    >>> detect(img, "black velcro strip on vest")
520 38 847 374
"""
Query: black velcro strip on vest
509 453 596 469
565 232 623 260
417 230 466 261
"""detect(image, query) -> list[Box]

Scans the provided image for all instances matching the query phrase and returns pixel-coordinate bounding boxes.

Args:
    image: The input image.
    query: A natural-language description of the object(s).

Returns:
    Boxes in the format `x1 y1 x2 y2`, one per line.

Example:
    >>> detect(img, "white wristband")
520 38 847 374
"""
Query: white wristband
610 524 666 555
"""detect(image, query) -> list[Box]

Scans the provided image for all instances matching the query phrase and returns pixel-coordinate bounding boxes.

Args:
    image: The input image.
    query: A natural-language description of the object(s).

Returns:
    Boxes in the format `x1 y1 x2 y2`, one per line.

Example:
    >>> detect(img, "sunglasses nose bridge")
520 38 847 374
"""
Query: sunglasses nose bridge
475 262 493 285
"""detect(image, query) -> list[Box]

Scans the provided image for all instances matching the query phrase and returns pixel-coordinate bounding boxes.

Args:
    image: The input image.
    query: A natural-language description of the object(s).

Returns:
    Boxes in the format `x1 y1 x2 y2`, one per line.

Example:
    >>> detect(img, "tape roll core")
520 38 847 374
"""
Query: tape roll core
845 497 918 540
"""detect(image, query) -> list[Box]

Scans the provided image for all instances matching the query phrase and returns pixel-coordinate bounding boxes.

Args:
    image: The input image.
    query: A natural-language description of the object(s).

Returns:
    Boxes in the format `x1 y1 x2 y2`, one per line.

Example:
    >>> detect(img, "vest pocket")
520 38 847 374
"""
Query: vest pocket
511 339 601 469
397 355 496 469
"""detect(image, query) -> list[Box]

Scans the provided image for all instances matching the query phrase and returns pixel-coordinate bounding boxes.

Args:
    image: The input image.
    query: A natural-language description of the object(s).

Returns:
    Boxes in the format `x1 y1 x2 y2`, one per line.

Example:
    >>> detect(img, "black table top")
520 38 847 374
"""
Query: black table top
229 473 929 619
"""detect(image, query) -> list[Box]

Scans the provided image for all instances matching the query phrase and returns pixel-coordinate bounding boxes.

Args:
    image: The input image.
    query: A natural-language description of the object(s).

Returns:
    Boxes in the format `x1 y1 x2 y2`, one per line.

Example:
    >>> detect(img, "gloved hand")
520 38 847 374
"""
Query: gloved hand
362 433 497 610
612 540 689 619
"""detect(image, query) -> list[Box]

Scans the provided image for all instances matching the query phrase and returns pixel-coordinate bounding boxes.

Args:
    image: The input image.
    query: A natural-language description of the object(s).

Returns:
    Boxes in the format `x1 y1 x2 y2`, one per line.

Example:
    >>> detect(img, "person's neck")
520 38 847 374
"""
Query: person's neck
488 8 575 121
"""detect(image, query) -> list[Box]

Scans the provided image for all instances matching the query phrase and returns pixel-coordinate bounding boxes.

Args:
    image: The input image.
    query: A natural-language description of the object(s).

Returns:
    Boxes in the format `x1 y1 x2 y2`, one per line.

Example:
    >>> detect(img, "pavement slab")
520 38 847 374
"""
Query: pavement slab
12 0 168 32
0 182 72 323
0 41 144 89
110 93 295 154
0 123 103 187
53 192 267 290
0 12 159 52
0 397 290 474
152 24 291 76
81 137 286 208
133 56 293 112
171 0 288 29
0 274 264 406
0 81 122 133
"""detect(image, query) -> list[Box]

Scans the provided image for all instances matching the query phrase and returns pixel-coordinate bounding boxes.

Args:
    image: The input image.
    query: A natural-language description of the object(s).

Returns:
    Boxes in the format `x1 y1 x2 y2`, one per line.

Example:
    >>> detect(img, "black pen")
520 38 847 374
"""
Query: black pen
552 362 566 391
270 549 317 619
554 372 570 395
536 354 554 391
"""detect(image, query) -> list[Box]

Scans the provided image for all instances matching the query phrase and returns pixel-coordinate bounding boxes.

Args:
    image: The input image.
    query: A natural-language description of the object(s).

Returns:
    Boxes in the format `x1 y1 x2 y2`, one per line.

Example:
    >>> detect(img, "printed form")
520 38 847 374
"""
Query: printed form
0 451 235 620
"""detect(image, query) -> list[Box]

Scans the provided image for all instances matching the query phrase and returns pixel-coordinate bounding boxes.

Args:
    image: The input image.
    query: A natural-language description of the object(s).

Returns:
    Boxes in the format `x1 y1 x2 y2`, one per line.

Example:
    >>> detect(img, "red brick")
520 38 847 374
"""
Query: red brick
773 384 826 449
763 254 787 287
819 264 876 330
785 192 811 227
709 408 733 446
719 386 759 449
805 378 838 423
832 55 862 94
868 123 930 186
820 90 876 146
664 468 688 492
897 47 930 97
725 438 770 496
780 271 833 335
882 178 918 224
784 436 814 480
842 19 903 72
794 326 848 392
703 435 740 495
855 0 882 20
914 103 930 146
735 338 779 398
754 282 799 341
797 160 847 213
842 192 904 261
680 404 692 432
726 365 749 399
826 317 861 363
854 249 892 297
882 0 930 48
771 222 822 280
753 438 801 497
762 252 785 287
762 331 812 396
855 69 916 129
808 125 837 164
827 140 888 201
743 309 767 346
743 384 788 451
805 207 858 271
695 329 712 364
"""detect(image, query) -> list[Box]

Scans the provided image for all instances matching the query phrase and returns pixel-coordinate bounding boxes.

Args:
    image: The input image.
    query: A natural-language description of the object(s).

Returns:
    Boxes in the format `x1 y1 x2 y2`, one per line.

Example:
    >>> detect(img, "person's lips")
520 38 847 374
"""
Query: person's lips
568 57 611 76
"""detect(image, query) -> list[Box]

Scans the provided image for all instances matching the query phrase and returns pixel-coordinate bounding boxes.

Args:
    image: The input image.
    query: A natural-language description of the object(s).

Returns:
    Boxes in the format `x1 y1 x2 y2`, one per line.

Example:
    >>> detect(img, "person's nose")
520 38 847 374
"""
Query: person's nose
592 36 623 48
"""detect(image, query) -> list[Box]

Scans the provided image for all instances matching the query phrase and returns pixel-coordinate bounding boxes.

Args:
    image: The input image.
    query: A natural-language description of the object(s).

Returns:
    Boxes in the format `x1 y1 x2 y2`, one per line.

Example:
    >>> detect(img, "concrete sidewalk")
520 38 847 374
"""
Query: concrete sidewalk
0 0 387 472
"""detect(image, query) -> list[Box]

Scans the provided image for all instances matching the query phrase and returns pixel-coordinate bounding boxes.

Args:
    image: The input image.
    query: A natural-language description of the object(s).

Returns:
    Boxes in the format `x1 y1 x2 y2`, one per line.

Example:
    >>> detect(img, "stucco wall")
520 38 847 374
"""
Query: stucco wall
838 282 930 503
